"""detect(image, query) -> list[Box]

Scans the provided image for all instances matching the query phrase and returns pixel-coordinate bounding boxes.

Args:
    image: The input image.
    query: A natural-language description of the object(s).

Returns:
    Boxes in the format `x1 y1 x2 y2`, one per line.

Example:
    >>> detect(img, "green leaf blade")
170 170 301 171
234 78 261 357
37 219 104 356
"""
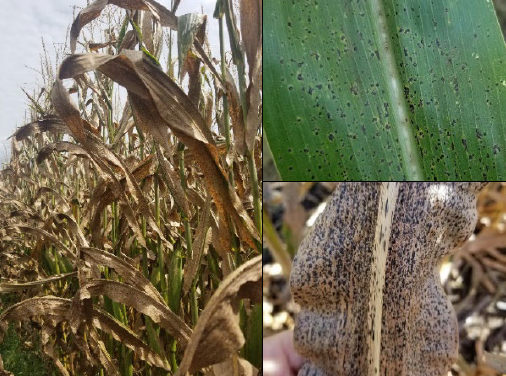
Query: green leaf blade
265 0 506 180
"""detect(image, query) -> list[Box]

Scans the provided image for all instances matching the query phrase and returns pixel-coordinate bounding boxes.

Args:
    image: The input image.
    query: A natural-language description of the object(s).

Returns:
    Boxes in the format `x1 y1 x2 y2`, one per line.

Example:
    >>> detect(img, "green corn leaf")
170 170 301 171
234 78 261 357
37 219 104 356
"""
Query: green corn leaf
59 256 73 274
116 14 129 52
242 304 261 369
265 0 506 180
44 248 57 275
142 47 161 67
177 13 206 77
213 0 224 19
168 243 183 315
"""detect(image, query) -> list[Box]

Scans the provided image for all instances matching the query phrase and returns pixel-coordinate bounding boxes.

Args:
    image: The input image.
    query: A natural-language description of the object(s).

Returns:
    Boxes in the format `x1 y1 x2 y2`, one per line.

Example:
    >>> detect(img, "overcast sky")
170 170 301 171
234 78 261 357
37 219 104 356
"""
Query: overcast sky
0 0 223 162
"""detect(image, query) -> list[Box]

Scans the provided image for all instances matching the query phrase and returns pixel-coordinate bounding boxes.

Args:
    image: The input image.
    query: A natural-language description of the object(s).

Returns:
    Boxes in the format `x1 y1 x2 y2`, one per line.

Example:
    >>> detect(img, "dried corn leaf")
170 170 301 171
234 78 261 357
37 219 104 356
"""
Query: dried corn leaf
12 116 67 141
52 78 167 250
57 51 259 249
245 45 262 154
54 213 88 248
154 143 189 216
0 296 71 341
225 68 245 155
175 255 261 375
92 306 170 370
140 10 155 53
36 187 71 212
182 198 212 295
211 356 258 376
10 225 76 262
239 0 261 78
36 141 90 165
41 325 70 376
70 0 177 54
88 326 120 376
80 247 165 305
79 280 192 346
0 272 77 293
89 41 115 51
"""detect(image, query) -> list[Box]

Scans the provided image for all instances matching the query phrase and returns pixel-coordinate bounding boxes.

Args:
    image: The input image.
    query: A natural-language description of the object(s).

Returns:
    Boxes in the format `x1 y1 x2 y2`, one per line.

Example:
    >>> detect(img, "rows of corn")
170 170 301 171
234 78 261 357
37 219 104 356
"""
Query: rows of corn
0 0 262 375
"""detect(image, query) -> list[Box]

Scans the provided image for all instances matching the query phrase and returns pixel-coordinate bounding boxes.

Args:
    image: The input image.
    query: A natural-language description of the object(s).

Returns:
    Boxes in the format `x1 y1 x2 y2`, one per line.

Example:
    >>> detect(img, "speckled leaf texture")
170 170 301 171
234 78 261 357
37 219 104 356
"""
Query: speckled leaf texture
265 0 506 180
290 182 487 376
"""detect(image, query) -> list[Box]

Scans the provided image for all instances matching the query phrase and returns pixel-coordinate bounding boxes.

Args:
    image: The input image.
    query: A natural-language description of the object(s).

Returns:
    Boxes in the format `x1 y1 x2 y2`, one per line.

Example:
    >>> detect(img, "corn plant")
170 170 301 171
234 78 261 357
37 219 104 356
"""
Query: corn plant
0 0 262 375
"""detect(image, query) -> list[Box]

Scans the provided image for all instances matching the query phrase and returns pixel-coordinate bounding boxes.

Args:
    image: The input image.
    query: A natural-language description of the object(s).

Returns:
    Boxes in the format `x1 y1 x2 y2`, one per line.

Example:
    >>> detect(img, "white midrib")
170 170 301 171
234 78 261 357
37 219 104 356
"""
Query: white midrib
368 0 424 181
367 182 400 376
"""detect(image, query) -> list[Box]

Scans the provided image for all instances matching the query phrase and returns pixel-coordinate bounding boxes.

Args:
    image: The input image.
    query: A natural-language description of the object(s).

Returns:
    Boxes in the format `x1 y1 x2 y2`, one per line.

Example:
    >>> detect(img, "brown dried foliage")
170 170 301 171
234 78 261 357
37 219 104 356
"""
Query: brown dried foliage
0 0 261 374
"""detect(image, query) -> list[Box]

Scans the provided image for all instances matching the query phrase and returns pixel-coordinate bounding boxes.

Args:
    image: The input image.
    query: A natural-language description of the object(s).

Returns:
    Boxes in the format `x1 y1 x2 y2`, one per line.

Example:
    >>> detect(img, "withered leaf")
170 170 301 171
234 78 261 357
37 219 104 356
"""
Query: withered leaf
80 247 165 305
0 296 71 342
0 272 77 293
78 280 192 346
175 255 261 375
182 198 212 295
56 51 259 250
92 306 170 370
239 0 261 80
12 116 67 141
70 0 178 54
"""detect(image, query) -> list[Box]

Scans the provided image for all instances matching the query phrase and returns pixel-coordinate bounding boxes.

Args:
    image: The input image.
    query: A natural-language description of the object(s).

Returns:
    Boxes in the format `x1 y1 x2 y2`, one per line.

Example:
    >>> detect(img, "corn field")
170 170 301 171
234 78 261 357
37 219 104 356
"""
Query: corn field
0 0 262 375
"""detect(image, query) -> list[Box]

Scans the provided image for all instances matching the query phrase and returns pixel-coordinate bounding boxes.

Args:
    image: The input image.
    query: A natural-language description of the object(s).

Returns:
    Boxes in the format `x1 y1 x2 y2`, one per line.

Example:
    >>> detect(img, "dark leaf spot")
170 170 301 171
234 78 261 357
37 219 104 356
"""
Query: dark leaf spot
462 139 467 151
350 82 359 95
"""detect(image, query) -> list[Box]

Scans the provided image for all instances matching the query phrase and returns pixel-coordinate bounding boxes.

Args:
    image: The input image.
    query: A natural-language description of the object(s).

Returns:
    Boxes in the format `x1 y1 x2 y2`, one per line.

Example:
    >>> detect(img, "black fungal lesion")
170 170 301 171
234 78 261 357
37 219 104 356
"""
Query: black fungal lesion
350 82 359 96
461 139 468 151
311 51 321 61
453 79 459 93
297 73 304 81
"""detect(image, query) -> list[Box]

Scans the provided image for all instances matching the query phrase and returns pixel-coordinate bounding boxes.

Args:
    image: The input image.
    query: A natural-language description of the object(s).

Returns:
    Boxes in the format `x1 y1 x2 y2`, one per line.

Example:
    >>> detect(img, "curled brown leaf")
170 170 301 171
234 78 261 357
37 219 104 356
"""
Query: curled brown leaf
175 255 261 375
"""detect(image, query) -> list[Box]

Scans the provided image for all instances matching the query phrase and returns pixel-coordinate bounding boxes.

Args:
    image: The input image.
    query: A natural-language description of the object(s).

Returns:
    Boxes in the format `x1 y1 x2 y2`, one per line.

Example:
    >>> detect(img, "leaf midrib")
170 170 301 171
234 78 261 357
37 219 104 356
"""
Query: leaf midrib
369 0 424 180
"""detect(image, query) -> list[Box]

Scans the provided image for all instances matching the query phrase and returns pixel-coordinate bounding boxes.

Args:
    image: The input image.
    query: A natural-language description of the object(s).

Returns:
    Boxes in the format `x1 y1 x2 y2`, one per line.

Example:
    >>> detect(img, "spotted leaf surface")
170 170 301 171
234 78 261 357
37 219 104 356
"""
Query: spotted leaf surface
290 183 486 376
265 0 506 180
